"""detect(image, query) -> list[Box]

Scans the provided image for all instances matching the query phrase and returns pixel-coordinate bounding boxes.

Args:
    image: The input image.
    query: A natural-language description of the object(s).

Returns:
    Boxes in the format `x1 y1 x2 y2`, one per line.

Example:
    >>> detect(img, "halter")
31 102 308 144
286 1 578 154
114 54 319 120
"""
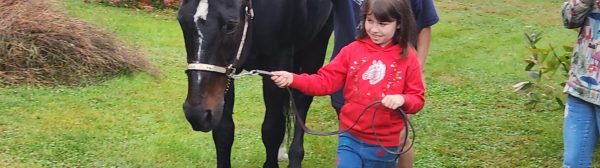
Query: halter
186 0 254 78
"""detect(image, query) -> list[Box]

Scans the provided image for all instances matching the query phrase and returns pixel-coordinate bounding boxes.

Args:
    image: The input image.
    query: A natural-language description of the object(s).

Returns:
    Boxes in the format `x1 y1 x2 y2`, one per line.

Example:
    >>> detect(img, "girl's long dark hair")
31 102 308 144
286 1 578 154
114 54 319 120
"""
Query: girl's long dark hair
357 0 416 57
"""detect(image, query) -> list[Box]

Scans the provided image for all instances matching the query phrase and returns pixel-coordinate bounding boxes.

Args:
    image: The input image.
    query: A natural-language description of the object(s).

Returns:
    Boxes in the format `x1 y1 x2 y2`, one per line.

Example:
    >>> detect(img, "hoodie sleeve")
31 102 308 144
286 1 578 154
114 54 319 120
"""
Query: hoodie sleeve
289 47 350 96
398 52 425 114
562 0 595 29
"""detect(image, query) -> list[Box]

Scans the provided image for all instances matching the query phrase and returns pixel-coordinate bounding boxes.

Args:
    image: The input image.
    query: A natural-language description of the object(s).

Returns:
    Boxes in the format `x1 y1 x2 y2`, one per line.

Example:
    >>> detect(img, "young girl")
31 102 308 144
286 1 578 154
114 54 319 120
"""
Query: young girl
270 0 423 167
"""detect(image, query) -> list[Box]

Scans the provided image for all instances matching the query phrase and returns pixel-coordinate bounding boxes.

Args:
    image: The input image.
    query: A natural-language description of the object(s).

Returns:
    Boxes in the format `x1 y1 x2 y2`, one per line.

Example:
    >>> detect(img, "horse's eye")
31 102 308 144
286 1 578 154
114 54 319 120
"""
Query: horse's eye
224 21 239 34
197 18 206 25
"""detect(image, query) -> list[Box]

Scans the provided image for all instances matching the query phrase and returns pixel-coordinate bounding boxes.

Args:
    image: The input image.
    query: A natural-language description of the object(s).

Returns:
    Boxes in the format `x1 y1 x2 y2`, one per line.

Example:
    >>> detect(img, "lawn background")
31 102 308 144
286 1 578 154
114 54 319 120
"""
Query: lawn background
0 0 585 167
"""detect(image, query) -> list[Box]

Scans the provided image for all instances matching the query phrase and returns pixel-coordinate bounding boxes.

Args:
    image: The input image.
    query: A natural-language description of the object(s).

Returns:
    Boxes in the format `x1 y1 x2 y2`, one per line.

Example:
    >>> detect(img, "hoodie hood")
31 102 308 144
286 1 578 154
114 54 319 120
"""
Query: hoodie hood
357 38 402 53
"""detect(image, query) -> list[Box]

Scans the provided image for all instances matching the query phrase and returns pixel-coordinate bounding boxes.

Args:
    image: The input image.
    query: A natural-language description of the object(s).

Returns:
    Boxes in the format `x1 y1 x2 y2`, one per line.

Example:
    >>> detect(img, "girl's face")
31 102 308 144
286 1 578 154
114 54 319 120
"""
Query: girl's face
364 13 397 47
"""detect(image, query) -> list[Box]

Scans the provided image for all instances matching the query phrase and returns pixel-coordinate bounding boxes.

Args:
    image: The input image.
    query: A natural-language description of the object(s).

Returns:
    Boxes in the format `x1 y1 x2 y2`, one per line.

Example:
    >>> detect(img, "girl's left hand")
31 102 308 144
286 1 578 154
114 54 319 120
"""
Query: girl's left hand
381 94 405 110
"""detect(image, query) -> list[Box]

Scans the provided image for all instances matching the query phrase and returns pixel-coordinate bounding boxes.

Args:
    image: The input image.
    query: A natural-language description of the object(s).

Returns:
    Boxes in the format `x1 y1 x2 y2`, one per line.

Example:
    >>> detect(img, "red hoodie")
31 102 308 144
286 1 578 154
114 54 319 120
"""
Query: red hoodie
290 38 425 147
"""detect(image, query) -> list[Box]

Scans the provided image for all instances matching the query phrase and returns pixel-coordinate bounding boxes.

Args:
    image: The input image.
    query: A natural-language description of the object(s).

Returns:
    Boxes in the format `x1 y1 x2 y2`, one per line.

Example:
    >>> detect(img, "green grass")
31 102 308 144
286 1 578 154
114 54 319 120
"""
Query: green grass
0 0 587 167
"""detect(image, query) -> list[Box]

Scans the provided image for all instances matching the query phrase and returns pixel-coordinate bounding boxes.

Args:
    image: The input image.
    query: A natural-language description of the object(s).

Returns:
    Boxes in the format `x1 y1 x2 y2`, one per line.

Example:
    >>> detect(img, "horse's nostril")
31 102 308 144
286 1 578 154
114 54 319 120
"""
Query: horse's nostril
205 109 212 121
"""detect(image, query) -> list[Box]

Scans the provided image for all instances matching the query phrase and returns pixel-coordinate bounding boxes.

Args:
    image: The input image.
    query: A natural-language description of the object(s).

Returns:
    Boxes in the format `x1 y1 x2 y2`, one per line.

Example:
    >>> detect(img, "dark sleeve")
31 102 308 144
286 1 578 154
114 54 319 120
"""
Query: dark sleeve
411 0 440 31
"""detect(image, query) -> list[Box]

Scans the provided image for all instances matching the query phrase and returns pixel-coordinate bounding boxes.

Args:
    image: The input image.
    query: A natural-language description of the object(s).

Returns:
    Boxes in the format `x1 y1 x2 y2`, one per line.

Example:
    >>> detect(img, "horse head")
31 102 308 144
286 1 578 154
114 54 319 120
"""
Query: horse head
177 0 253 132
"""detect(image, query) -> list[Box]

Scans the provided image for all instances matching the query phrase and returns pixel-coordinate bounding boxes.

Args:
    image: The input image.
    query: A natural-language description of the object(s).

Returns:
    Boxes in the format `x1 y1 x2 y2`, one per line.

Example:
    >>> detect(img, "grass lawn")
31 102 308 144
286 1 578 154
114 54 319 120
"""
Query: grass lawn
0 0 590 167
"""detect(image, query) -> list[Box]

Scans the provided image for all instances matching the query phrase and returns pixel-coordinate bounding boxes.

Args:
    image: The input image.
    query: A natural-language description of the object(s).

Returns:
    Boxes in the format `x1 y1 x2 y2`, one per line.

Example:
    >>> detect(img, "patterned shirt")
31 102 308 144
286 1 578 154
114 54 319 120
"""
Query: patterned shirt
563 0 600 105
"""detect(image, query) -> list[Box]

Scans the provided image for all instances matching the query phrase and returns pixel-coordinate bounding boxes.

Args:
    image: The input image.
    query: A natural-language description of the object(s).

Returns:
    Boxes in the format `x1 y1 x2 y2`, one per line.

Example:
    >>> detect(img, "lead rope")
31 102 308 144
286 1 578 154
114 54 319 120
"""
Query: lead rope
370 102 415 156
287 88 372 136
231 70 369 135
287 86 414 156
288 88 414 156
233 70 414 156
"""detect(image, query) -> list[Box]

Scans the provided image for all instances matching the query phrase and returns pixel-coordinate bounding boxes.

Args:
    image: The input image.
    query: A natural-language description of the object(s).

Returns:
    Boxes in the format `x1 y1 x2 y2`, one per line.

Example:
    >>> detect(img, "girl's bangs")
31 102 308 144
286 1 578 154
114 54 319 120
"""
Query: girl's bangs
368 0 395 22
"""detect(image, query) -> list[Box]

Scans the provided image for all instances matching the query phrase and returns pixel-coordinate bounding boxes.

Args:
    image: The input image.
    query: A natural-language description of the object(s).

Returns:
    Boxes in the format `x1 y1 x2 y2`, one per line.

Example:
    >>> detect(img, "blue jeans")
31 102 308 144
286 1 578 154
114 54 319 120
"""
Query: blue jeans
564 95 600 167
336 133 398 168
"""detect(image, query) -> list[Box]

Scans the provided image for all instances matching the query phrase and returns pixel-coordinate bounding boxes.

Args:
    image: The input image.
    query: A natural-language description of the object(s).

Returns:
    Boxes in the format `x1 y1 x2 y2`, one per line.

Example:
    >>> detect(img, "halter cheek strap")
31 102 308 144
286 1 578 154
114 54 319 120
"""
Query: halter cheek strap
186 1 254 78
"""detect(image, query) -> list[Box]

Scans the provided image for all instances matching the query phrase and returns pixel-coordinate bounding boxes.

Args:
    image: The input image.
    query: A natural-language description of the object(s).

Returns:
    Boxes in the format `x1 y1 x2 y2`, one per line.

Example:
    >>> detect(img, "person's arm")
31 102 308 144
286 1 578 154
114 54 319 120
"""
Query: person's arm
396 56 425 114
381 49 424 114
271 46 350 96
413 0 438 71
562 0 595 29
289 54 348 96
416 27 432 71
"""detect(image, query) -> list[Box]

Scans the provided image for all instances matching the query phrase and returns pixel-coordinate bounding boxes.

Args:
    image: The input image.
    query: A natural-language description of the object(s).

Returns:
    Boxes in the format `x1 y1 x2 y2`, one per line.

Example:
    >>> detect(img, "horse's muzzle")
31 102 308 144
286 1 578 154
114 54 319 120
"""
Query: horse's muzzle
183 103 219 132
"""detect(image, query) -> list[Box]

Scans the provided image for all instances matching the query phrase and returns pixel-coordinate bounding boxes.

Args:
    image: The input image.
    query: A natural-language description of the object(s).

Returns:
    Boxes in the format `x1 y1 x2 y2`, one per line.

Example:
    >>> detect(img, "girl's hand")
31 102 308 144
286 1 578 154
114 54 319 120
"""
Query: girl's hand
381 94 405 110
270 71 293 88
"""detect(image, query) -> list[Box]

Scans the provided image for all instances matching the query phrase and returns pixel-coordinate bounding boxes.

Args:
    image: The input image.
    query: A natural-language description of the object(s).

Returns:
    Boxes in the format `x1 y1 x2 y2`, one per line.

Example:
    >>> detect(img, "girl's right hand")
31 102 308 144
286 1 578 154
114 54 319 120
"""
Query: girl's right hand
270 71 293 88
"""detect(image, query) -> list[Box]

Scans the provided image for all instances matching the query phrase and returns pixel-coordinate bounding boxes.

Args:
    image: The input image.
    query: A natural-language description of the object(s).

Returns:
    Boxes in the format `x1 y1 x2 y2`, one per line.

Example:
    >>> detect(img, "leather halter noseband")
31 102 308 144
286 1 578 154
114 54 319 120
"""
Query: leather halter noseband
186 1 254 78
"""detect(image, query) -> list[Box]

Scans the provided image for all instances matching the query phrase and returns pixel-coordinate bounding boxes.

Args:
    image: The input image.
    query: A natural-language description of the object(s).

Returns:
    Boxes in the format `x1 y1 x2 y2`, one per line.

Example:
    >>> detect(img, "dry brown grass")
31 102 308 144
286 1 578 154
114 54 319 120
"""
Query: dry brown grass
0 0 159 86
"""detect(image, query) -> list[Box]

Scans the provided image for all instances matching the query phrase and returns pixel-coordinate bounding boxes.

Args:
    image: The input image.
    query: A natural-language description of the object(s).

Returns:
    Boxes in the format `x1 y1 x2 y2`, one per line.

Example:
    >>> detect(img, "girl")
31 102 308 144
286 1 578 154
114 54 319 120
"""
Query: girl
270 0 423 167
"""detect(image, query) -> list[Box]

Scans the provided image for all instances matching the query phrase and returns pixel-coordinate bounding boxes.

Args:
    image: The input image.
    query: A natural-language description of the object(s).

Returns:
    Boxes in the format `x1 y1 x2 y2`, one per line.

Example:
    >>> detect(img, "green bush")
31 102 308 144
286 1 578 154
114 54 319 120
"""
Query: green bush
513 31 572 110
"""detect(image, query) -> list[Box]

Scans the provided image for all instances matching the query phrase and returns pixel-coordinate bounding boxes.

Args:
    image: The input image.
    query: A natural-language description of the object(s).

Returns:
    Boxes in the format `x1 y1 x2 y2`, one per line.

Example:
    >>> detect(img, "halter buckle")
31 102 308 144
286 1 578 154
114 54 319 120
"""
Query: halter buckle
226 64 237 78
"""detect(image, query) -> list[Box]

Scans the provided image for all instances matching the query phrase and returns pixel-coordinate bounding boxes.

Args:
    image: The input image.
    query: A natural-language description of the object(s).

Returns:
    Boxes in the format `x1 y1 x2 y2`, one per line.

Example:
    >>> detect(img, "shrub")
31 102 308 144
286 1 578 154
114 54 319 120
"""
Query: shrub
0 0 159 86
512 31 571 110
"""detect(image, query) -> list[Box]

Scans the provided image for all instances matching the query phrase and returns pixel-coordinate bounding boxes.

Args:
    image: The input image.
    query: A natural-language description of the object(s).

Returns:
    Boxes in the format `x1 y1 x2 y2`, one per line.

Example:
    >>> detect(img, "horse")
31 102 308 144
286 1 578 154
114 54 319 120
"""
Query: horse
177 0 333 167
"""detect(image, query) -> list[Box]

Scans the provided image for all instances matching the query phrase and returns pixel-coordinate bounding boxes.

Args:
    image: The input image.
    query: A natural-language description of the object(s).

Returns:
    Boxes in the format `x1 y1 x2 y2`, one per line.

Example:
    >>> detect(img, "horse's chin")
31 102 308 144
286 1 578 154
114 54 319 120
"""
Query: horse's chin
183 103 223 132
191 122 214 132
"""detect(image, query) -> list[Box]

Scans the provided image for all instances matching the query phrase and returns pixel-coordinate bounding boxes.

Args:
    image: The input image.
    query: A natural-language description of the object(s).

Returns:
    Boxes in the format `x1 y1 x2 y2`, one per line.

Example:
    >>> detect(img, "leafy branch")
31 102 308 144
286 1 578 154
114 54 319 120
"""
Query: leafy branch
512 31 572 110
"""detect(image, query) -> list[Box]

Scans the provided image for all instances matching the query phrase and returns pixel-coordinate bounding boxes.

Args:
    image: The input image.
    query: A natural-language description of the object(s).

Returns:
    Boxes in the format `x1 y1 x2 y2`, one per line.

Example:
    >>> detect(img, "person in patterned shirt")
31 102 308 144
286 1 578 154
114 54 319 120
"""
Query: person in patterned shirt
562 0 600 167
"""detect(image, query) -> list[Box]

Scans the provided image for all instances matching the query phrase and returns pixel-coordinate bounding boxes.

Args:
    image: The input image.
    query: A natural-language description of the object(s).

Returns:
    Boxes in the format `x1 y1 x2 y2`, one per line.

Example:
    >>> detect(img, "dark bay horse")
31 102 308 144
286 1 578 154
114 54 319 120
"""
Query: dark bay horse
177 0 333 167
